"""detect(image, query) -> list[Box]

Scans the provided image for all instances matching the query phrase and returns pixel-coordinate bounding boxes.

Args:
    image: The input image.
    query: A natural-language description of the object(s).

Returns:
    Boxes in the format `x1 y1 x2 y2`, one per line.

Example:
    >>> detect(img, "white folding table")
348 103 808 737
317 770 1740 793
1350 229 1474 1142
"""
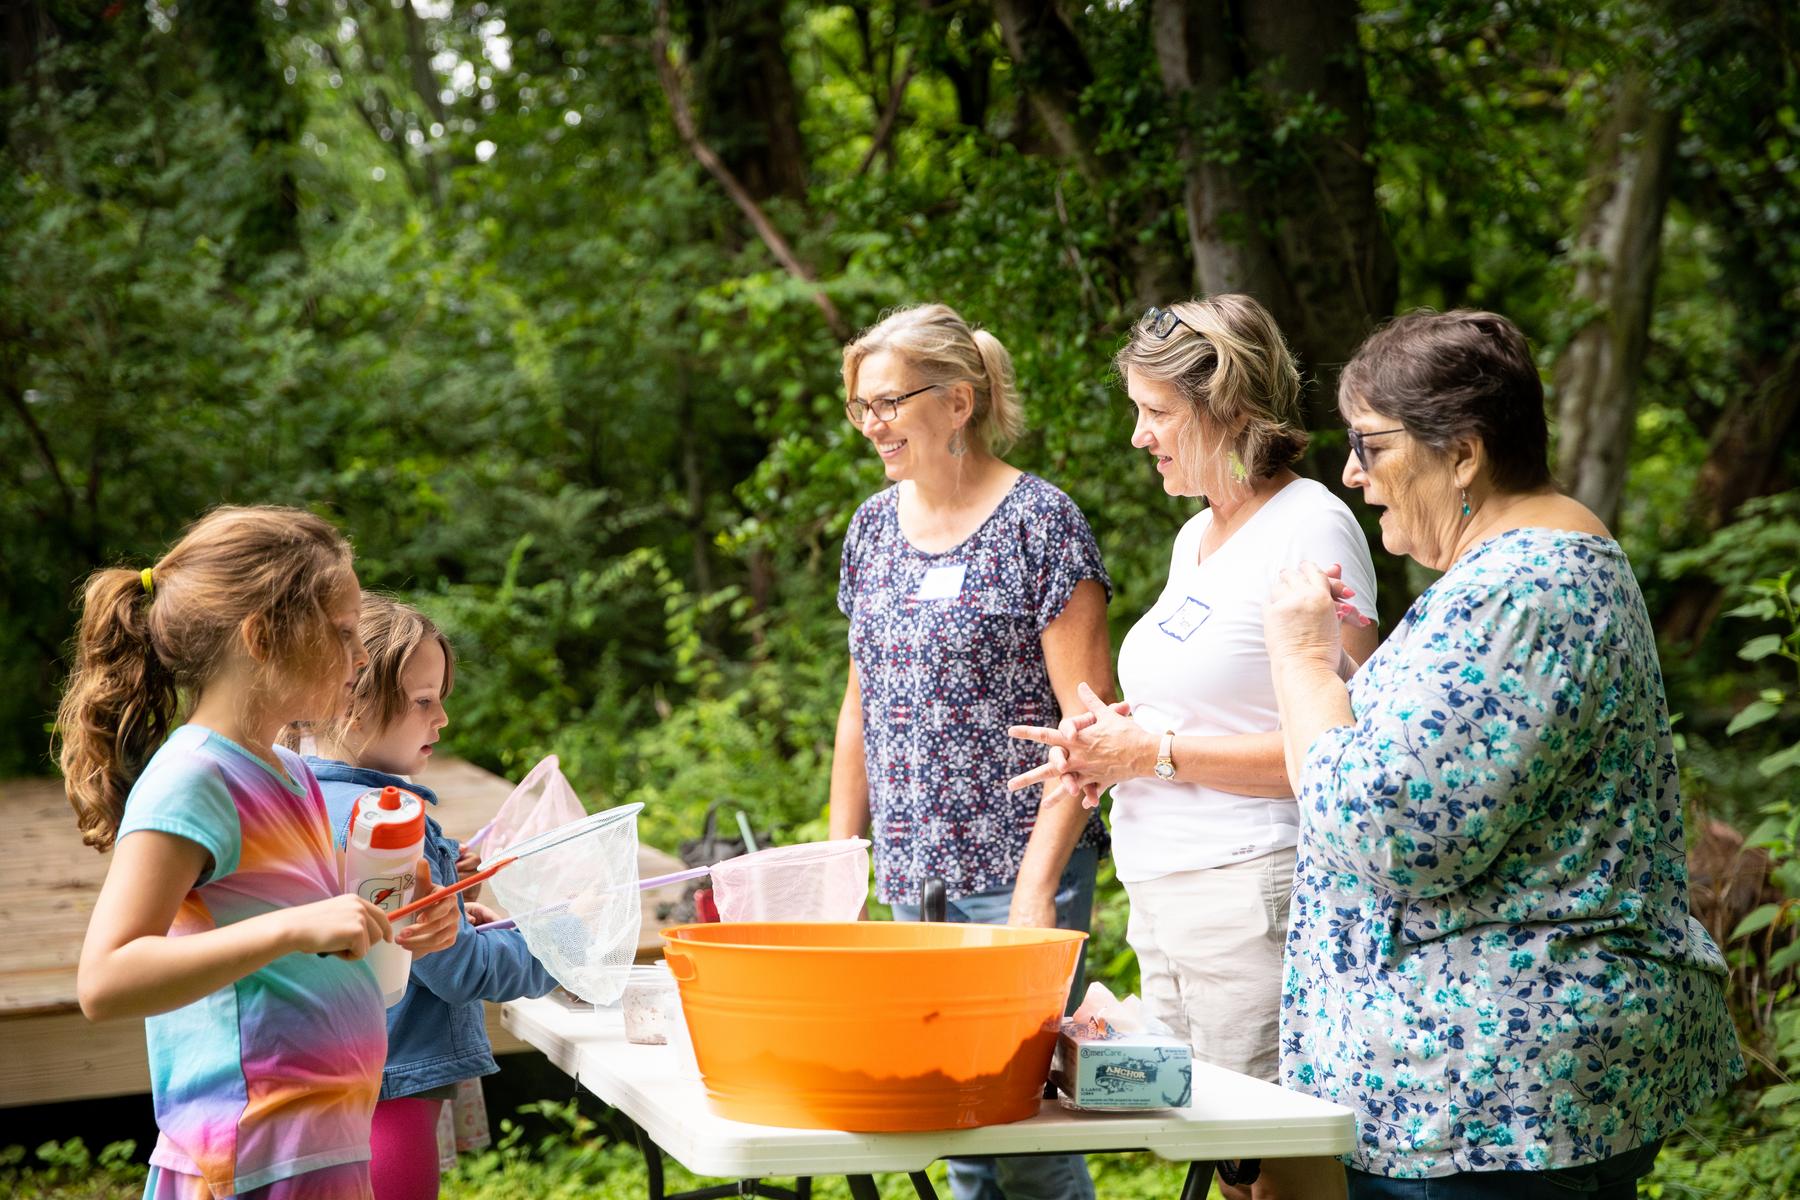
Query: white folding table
502 995 1354 1200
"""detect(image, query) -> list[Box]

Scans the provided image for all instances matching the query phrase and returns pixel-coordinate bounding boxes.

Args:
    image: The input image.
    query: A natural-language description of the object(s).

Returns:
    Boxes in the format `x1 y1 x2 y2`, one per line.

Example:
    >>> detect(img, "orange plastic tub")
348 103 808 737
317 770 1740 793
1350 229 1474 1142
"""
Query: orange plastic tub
660 921 1085 1132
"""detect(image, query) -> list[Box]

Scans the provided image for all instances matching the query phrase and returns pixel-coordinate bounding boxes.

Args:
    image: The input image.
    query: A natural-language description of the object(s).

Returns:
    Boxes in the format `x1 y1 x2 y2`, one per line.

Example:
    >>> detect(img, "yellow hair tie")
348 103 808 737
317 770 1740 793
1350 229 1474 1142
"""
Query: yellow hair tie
140 567 155 598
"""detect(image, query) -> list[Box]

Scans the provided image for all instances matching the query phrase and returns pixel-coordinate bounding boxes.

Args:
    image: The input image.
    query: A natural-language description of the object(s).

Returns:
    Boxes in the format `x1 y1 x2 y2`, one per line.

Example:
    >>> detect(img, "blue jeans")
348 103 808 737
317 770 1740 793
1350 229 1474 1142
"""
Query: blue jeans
889 845 1099 1200
1346 1140 1664 1200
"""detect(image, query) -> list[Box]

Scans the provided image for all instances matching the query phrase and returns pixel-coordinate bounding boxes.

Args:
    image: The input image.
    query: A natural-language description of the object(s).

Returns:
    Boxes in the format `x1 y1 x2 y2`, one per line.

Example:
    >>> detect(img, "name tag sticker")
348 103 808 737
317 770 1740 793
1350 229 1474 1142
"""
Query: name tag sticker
914 563 967 601
1158 597 1212 641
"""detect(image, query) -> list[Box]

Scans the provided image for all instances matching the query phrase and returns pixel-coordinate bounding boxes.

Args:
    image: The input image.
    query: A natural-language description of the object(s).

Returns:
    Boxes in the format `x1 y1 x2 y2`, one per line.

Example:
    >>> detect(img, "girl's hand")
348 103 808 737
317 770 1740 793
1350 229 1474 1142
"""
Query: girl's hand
396 858 462 958
292 894 392 960
463 901 501 928
1009 684 1153 795
1267 561 1347 674
455 844 484 901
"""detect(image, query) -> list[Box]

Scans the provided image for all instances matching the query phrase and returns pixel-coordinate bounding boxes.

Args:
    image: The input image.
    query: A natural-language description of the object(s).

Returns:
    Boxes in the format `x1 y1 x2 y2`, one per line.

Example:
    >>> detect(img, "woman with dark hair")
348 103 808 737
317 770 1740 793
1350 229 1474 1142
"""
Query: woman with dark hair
1262 309 1742 1197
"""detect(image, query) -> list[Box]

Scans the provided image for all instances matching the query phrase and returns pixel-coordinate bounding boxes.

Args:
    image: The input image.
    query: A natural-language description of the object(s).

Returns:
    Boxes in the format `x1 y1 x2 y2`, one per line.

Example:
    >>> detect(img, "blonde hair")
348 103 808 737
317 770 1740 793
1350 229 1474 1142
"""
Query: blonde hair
842 303 1025 455
1114 294 1309 478
298 594 454 753
57 506 356 851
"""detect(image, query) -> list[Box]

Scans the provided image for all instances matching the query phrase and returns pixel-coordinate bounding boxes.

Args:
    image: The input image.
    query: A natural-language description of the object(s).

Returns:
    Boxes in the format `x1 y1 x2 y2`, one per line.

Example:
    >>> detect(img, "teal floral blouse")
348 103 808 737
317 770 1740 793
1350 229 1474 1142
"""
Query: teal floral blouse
1283 529 1742 1177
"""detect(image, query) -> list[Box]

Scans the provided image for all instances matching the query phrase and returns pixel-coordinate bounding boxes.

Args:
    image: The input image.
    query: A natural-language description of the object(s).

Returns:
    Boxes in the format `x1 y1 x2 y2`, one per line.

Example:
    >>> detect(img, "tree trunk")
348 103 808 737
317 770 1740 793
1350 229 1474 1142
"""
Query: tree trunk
989 0 1101 180
3 0 49 101
990 0 1189 308
919 0 996 131
401 0 447 206
679 0 809 203
1147 0 1395 430
1238 0 1395 423
190 0 305 272
1660 343 1800 644
1553 74 1678 530
1152 0 1402 621
652 3 849 340
1149 0 1288 308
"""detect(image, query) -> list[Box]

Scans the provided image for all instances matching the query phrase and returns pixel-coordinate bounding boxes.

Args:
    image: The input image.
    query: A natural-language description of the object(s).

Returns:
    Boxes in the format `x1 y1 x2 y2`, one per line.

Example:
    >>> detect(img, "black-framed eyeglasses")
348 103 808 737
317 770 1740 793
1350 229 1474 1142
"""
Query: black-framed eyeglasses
1346 425 1407 468
1144 306 1191 340
846 383 940 425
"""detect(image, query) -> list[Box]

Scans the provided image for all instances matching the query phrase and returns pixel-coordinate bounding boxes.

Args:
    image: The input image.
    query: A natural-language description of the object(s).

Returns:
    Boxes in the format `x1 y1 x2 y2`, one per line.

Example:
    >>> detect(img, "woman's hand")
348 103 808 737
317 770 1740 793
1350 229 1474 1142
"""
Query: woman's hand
395 858 463 958
1266 561 1350 675
1037 722 1103 809
1007 885 1058 930
1009 683 1152 799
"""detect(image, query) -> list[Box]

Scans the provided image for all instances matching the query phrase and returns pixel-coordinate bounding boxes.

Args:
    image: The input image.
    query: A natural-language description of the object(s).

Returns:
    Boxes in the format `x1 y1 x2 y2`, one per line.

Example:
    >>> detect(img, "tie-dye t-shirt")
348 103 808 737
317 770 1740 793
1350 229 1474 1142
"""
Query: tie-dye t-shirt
118 726 386 1195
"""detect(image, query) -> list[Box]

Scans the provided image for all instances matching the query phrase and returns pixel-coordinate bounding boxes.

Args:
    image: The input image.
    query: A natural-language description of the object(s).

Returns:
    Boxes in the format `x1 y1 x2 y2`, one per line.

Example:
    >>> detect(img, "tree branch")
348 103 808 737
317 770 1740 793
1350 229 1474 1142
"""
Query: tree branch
3 381 76 521
858 48 916 175
651 2 849 341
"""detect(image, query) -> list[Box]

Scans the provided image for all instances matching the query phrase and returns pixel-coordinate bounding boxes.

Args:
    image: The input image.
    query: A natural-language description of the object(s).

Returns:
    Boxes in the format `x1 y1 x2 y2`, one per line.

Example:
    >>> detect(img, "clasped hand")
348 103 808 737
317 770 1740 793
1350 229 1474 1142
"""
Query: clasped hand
1006 682 1146 810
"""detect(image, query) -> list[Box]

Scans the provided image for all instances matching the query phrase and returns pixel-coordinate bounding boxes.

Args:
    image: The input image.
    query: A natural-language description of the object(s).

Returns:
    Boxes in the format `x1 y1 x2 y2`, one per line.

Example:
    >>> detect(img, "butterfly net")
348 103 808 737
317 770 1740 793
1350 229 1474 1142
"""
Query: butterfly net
488 802 644 1004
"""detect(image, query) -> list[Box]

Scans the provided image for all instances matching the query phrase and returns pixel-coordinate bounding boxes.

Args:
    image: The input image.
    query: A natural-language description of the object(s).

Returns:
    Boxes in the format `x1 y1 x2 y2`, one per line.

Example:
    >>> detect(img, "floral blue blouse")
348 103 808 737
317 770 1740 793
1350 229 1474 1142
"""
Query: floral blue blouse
1283 528 1742 1177
838 473 1110 904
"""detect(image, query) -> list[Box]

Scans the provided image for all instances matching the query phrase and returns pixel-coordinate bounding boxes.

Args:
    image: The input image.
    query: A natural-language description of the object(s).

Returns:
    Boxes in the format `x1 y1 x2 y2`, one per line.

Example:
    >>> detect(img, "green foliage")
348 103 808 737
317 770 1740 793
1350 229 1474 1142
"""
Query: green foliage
4 0 1799 1189
1648 545 1800 1196
437 1099 1215 1200
0 1109 1219 1200
0 1140 143 1200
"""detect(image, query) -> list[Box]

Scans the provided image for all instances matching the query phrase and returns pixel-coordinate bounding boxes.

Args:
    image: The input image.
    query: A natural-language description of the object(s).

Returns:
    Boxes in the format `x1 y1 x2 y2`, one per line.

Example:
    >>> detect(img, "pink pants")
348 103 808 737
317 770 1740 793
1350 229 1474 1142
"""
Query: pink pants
369 1097 447 1200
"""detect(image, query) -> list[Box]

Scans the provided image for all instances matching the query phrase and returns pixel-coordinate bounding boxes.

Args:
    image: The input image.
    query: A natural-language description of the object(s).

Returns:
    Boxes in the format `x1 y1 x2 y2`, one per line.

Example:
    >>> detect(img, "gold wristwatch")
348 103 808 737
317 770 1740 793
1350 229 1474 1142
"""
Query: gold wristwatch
1153 730 1177 781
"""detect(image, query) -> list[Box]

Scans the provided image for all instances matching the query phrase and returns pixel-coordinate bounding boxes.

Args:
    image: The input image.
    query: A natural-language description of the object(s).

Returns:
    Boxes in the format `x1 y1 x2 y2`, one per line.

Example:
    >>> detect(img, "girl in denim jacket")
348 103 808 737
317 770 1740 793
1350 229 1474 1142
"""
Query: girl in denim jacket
303 596 557 1200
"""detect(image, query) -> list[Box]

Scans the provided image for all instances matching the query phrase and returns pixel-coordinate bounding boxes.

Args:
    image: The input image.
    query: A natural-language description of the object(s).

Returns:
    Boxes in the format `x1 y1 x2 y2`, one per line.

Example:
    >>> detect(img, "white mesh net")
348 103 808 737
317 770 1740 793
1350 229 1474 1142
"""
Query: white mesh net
708 838 871 922
478 755 585 866
488 803 644 1004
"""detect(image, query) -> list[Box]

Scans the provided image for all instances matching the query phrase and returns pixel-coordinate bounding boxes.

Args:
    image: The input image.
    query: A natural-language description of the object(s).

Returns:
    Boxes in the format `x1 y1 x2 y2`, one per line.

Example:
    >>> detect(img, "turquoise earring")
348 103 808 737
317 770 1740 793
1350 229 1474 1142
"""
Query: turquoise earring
1461 487 1471 517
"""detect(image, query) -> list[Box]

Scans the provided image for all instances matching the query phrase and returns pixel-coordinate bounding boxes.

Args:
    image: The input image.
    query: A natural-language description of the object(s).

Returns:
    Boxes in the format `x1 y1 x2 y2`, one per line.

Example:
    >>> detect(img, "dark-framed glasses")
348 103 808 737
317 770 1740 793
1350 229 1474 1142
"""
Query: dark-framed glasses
1346 425 1407 468
846 382 940 425
1144 306 1191 340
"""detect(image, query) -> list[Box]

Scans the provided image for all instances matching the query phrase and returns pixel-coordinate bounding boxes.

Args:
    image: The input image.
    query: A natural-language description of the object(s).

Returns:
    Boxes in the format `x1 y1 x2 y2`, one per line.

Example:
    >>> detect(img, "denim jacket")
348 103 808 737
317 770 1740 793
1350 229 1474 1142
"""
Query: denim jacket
308 758 558 1101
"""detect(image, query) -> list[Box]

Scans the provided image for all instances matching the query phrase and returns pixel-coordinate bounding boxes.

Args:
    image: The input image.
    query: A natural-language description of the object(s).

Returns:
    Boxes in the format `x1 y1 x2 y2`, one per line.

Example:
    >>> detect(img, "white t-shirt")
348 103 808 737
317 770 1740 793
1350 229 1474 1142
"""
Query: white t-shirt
1110 477 1377 882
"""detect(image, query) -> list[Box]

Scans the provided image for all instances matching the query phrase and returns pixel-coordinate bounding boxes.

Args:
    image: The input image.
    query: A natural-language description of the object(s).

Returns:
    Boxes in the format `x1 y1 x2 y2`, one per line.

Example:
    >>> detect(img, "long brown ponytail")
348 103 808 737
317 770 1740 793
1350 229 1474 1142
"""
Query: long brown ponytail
57 506 355 851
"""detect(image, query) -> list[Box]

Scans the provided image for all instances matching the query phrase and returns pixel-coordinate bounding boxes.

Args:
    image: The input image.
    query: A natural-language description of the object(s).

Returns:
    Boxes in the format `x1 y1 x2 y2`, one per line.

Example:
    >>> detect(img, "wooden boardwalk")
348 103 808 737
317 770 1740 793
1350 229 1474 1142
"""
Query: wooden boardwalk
0 758 686 1108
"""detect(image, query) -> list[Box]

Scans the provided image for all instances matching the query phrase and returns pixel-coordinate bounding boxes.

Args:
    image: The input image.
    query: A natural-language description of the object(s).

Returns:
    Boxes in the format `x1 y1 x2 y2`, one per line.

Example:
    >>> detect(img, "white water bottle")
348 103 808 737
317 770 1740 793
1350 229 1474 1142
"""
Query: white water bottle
343 784 427 1007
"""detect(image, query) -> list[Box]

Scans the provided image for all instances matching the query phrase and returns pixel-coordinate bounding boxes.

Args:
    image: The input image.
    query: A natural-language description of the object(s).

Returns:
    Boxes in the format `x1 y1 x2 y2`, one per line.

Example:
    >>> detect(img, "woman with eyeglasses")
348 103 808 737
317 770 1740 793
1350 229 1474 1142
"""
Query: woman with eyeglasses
1261 310 1741 1197
1010 294 1379 1200
828 303 1112 1200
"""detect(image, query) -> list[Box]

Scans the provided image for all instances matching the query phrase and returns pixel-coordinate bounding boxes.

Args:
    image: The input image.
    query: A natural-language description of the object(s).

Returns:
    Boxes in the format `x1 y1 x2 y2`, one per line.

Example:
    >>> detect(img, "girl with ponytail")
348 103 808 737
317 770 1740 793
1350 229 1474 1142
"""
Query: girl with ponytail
57 505 460 1200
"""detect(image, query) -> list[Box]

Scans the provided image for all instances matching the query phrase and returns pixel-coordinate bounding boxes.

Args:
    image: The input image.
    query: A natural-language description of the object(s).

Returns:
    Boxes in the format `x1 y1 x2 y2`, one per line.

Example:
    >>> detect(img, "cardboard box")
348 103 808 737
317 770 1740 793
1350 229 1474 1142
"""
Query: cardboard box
1049 1017 1192 1111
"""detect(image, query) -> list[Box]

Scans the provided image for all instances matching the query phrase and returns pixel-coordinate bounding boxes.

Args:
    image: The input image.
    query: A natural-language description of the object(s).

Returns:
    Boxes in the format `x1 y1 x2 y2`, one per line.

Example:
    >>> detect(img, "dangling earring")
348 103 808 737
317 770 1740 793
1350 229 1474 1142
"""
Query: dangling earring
1460 487 1472 517
1228 451 1248 484
948 428 966 458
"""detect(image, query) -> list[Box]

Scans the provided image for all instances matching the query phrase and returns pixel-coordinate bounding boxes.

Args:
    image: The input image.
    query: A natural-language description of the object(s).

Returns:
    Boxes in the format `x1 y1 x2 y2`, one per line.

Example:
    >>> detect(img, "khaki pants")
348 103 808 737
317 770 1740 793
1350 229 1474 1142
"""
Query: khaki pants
1121 846 1297 1083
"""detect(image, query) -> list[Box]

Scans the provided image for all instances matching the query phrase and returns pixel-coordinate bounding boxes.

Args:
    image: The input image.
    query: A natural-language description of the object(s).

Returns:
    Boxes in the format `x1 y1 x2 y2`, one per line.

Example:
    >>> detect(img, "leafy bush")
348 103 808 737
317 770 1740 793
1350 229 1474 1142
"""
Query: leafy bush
0 1140 143 1200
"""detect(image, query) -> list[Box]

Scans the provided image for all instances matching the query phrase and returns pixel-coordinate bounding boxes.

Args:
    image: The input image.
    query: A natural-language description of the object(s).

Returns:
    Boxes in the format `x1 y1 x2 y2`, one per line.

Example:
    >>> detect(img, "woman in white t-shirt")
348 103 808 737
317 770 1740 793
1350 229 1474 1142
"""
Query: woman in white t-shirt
1010 295 1379 1200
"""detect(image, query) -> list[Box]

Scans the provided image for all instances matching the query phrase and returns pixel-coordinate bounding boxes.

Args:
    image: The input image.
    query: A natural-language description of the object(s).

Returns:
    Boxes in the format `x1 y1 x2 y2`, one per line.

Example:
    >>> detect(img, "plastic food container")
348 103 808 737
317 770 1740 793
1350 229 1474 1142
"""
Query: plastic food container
622 963 680 1045
661 921 1085 1132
